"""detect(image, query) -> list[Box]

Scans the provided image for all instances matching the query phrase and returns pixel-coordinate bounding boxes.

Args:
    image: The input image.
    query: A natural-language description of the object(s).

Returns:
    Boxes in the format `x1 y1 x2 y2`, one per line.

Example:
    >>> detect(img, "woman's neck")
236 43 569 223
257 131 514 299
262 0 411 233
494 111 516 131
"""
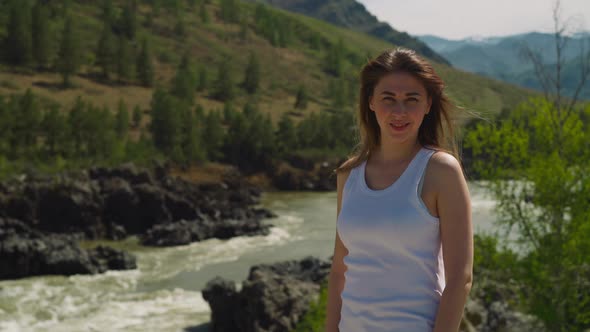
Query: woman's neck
372 139 421 163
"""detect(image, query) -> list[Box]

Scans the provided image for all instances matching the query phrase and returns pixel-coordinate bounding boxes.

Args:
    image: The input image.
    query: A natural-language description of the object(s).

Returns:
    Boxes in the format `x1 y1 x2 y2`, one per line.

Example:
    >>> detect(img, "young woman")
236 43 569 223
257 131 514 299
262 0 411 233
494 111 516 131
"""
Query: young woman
325 48 473 332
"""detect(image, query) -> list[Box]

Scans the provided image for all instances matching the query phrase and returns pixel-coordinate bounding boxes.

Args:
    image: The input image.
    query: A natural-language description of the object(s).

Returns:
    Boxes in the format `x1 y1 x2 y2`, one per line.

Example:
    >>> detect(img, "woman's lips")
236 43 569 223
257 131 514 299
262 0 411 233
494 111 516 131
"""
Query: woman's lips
389 122 409 131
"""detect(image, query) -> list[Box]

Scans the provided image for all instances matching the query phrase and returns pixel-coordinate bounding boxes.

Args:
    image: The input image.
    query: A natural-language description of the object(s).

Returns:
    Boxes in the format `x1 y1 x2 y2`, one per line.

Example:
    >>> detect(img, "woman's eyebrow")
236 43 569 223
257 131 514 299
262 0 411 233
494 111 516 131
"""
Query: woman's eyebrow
379 91 422 96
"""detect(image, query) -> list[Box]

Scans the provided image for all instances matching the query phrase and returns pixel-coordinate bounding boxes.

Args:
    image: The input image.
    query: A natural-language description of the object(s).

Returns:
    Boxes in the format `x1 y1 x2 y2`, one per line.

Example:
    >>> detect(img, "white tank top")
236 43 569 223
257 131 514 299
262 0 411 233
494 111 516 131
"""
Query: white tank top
337 146 445 332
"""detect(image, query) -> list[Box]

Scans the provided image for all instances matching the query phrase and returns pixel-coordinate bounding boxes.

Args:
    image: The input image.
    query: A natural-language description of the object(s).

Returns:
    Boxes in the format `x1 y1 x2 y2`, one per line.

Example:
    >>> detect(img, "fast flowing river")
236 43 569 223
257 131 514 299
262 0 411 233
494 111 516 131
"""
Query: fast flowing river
0 182 498 332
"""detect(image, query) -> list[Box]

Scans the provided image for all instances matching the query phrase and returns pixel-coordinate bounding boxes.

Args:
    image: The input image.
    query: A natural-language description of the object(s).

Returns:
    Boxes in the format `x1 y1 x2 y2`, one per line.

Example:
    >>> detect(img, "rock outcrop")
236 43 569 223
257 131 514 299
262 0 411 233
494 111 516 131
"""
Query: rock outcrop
202 256 331 332
0 218 137 280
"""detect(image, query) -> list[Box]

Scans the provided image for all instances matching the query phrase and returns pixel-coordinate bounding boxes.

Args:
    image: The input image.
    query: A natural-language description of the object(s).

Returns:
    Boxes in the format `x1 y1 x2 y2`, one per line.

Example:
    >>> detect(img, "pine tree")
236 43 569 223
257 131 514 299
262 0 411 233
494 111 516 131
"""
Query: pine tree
100 0 116 27
115 99 130 139
213 60 234 101
0 96 14 156
150 89 183 152
220 0 239 23
243 52 260 94
203 110 224 160
132 105 142 128
294 85 308 109
171 52 195 103
32 1 52 69
96 23 116 79
136 38 154 87
13 89 41 156
276 112 298 154
180 107 206 163
41 105 67 156
4 1 33 66
68 97 86 155
199 2 210 24
197 66 207 92
174 14 186 38
324 39 345 76
223 101 236 124
119 0 137 40
116 35 134 82
57 15 80 87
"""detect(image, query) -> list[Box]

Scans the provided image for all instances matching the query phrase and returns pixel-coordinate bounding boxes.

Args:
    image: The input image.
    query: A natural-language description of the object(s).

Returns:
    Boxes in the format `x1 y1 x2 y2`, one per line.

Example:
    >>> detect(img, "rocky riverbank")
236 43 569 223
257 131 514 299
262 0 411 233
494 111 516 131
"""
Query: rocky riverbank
202 257 546 332
0 162 277 280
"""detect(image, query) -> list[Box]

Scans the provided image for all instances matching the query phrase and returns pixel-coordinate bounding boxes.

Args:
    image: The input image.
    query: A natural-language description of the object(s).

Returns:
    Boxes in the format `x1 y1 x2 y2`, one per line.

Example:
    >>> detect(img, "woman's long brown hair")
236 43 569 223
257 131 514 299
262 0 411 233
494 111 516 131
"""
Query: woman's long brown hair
335 48 459 174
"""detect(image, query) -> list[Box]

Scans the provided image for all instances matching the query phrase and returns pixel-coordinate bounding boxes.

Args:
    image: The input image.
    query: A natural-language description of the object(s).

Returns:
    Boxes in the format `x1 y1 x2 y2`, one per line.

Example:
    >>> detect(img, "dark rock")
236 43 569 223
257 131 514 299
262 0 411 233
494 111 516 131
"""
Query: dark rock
286 154 314 171
89 162 154 185
141 220 202 246
134 183 173 231
0 162 276 248
0 218 136 280
88 245 137 271
202 256 331 332
36 180 104 238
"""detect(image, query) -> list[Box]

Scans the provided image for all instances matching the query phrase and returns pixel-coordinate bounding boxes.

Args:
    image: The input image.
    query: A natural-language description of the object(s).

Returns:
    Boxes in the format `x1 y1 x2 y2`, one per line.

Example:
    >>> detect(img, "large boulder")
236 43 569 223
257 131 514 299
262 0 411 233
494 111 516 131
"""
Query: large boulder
202 256 331 332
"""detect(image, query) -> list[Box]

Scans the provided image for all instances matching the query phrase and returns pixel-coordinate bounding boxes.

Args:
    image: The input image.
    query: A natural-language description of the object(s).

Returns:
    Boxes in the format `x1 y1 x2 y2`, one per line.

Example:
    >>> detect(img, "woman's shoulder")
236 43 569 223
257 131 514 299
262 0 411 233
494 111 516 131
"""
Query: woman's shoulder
424 148 465 184
335 157 362 186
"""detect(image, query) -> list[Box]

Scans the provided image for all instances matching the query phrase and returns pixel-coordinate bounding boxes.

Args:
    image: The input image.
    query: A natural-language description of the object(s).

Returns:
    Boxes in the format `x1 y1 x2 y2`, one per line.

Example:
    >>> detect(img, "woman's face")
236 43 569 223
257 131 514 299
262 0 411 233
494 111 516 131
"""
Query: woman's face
369 71 431 145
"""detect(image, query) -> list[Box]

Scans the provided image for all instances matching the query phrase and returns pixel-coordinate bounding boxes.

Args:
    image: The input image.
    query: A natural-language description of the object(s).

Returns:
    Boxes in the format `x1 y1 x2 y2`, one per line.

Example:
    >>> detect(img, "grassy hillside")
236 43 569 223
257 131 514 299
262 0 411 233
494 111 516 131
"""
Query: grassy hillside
0 0 537 125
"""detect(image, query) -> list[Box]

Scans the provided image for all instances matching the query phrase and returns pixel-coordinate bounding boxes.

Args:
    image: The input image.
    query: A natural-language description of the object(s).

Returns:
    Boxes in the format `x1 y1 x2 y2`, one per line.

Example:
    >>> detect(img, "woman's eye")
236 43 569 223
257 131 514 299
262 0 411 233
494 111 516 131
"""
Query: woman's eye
407 98 418 103
383 97 394 102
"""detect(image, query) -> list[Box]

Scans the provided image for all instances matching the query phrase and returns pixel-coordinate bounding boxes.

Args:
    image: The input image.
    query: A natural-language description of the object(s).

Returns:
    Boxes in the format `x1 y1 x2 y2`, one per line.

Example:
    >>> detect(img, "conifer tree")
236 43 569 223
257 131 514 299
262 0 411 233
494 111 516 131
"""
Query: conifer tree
171 52 195 103
57 16 80 87
42 105 67 156
116 35 134 82
203 110 224 160
294 85 308 109
213 60 234 101
150 89 183 152
276 112 298 153
13 89 41 156
243 52 260 94
174 15 186 38
32 1 52 69
96 23 116 79
136 38 154 87
197 66 208 92
199 2 210 24
220 0 239 23
100 0 116 27
119 0 137 40
4 1 33 66
180 108 206 163
115 99 130 139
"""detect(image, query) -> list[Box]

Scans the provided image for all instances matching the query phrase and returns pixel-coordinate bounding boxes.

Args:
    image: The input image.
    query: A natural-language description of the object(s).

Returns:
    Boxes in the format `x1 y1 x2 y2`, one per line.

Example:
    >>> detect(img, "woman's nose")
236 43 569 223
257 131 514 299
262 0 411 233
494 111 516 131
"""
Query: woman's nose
390 101 407 114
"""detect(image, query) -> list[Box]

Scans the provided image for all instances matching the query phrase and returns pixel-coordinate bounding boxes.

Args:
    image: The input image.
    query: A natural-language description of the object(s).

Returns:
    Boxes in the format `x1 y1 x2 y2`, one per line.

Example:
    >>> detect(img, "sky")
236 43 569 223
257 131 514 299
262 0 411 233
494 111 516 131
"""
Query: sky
357 0 590 40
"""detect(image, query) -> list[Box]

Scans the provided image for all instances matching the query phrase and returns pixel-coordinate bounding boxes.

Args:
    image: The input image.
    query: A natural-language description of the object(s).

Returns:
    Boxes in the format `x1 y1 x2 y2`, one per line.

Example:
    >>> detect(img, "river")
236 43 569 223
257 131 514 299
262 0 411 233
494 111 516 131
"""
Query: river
0 183 498 332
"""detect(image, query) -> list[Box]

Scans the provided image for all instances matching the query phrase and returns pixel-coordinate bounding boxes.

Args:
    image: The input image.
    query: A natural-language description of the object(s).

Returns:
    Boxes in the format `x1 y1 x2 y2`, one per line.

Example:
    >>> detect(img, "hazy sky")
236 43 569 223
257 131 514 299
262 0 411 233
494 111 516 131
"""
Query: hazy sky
357 0 590 40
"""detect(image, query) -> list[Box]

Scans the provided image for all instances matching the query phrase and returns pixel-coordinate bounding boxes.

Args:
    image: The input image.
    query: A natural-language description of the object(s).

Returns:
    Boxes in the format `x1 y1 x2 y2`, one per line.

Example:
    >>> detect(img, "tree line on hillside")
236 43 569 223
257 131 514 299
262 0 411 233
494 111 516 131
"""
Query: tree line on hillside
0 88 356 177
0 0 153 87
0 0 364 91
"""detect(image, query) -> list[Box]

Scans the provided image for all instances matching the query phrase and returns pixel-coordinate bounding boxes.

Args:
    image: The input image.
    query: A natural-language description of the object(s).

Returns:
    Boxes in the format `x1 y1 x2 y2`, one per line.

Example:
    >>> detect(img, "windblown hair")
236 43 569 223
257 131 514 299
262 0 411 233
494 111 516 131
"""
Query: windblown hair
335 47 459 174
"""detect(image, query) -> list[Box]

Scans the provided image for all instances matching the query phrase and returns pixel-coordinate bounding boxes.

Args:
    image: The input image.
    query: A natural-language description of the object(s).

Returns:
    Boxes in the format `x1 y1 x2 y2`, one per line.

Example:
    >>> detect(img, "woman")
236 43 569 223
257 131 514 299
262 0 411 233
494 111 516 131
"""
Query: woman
325 48 473 332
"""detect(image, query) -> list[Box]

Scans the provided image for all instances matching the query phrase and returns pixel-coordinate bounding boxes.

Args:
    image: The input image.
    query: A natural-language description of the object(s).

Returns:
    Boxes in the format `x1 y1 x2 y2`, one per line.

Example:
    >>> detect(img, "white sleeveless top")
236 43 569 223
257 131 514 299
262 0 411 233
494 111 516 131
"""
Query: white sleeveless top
337 146 445 332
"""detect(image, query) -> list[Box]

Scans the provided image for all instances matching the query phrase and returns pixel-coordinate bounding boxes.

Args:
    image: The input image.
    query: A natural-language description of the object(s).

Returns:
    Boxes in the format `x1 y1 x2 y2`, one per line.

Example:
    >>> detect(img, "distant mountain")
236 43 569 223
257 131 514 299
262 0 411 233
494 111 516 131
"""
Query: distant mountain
245 0 450 65
419 32 590 100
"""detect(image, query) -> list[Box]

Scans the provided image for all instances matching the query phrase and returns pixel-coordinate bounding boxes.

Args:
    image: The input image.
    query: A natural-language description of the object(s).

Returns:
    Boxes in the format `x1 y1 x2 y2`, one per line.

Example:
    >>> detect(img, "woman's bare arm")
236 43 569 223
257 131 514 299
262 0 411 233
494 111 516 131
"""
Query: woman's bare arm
431 152 474 332
325 169 350 332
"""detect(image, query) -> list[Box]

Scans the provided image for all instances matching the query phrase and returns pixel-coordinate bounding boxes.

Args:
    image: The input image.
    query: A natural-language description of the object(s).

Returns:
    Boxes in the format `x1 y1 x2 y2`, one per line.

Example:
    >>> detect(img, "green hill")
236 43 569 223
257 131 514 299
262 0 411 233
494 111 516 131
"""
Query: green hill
0 0 539 177
0 0 537 117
